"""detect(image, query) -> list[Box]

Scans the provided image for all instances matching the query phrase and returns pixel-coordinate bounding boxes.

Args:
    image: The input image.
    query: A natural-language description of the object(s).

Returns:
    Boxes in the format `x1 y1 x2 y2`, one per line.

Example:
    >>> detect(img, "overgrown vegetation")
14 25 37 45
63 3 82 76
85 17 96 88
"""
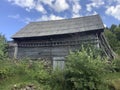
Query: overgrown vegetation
65 48 110 90
105 24 120 55
0 48 120 90
0 34 7 59
0 24 120 90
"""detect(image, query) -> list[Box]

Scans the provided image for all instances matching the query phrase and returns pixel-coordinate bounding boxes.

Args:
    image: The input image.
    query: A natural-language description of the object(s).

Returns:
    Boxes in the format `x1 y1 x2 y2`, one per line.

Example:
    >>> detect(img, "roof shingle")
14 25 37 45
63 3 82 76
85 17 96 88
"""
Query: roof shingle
12 14 104 38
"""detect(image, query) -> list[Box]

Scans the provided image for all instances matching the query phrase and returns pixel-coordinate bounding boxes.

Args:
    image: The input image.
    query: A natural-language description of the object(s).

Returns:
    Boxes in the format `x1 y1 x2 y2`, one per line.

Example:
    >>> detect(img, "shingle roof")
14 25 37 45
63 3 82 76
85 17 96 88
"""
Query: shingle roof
12 14 104 38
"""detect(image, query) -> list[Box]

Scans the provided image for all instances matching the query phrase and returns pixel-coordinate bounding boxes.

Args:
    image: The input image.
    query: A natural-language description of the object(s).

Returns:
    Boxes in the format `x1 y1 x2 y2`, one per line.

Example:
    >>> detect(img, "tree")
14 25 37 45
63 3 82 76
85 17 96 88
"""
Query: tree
105 24 120 55
104 29 118 50
114 27 120 41
0 34 7 59
110 24 117 32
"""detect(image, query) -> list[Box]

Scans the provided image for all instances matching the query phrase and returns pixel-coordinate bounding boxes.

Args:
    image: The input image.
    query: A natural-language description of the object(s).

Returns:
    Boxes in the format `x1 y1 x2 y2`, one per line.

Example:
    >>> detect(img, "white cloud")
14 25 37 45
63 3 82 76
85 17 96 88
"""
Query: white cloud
38 0 70 12
40 0 53 6
8 0 35 12
35 4 46 13
8 0 46 13
84 11 97 17
72 13 81 18
8 14 20 19
104 24 107 28
37 14 64 21
69 0 81 18
93 11 97 15
86 0 104 12
53 0 69 12
8 14 35 23
72 1 81 14
112 0 120 3
116 0 120 3
8 0 70 13
24 17 34 24
22 14 64 23
86 4 92 12
49 14 64 20
105 5 120 20
37 15 49 21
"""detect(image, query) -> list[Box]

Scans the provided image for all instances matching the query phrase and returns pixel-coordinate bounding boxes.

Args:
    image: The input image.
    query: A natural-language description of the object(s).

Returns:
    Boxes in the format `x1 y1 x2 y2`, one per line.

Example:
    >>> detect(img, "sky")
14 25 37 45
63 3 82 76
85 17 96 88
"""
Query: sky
0 0 120 40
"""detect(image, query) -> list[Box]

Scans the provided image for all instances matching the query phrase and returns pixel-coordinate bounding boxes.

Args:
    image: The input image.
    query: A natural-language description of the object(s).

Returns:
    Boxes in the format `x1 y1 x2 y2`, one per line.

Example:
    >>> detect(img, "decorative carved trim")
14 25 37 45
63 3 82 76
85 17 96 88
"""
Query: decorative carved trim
18 39 99 48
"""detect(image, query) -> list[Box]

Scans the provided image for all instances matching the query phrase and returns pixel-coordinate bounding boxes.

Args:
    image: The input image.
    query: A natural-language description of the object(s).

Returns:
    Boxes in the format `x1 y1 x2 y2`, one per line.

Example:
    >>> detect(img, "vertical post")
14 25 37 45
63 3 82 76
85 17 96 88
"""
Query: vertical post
96 33 100 48
50 38 53 65
14 43 18 59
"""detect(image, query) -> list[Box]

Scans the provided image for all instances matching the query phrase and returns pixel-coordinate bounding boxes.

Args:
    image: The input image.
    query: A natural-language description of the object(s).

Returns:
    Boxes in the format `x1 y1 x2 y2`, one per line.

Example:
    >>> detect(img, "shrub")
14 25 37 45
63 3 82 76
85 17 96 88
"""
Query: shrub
112 57 120 72
48 47 112 90
0 59 15 80
49 69 67 90
12 59 51 83
0 34 7 60
0 59 52 90
65 47 110 90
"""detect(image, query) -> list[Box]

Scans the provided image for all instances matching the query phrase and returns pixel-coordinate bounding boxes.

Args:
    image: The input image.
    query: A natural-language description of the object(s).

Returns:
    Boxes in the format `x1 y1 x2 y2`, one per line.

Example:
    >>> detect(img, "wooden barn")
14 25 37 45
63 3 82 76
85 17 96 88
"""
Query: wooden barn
9 14 114 66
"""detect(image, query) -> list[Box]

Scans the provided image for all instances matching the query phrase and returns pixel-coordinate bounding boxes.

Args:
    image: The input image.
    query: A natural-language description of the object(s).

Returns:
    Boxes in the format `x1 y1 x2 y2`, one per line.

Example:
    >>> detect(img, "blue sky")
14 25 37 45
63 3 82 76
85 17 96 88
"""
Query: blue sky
0 0 120 40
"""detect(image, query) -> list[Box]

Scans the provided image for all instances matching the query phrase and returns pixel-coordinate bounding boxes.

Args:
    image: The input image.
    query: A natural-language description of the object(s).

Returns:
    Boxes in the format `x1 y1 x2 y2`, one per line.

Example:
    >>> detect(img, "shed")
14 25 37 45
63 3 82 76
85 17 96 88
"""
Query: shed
10 14 114 67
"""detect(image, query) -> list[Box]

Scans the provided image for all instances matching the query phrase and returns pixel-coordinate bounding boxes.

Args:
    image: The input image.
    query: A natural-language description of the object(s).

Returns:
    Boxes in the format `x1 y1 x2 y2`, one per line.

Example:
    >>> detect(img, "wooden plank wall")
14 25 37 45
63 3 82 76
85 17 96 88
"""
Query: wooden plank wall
15 33 98 60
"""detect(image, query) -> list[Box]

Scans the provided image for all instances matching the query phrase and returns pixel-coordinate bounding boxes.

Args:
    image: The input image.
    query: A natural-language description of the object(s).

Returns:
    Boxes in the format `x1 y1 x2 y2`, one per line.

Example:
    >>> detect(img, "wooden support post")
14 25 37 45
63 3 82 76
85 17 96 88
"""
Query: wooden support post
14 43 18 59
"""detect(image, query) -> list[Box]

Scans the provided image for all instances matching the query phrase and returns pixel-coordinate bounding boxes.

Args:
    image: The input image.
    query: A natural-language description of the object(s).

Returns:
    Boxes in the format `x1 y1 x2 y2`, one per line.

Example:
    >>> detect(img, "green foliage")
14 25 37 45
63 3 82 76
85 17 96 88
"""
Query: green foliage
104 72 120 90
112 57 120 72
105 24 120 55
0 59 51 90
114 27 120 41
107 78 120 90
104 29 118 49
65 47 110 90
103 67 120 90
10 81 40 90
0 34 7 59
49 69 66 90
0 48 120 90
48 47 118 90
0 59 15 79
0 28 120 89
110 24 117 32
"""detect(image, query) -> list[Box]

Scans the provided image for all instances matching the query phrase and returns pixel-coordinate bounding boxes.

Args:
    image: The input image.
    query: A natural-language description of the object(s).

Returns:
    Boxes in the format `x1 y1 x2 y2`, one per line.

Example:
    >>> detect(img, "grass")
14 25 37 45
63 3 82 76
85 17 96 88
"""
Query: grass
0 59 50 90
104 72 120 90
0 55 120 90
0 73 50 90
0 73 38 90
0 71 120 90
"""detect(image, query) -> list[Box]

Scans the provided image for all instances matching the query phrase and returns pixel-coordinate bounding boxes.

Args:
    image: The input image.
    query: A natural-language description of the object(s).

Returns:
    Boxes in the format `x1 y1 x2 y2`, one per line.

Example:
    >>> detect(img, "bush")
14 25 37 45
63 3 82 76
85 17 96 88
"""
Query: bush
0 59 15 80
49 69 66 90
0 34 7 60
12 59 51 84
65 47 110 90
0 59 51 90
48 47 112 90
1 45 118 90
112 57 120 72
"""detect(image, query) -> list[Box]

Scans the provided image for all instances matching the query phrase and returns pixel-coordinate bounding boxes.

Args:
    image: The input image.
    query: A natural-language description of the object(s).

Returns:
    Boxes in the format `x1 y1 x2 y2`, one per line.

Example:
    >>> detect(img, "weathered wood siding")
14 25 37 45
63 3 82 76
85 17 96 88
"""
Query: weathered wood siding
8 46 15 58
15 32 99 59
